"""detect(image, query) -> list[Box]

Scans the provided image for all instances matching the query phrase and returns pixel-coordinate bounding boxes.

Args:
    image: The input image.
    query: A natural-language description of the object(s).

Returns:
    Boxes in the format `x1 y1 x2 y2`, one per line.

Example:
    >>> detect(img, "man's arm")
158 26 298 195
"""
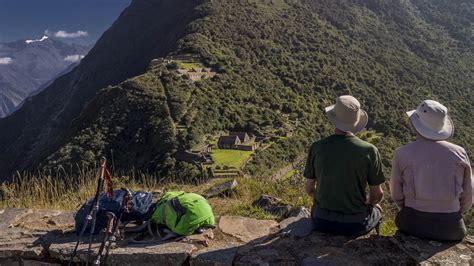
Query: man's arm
367 146 385 208
368 185 384 206
303 144 316 198
305 179 316 198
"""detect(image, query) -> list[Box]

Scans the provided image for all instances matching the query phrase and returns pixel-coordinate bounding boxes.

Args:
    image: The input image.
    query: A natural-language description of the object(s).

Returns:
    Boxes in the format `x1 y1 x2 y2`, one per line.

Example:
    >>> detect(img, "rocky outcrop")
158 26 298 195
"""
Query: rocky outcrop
252 195 291 217
0 208 473 265
204 179 238 198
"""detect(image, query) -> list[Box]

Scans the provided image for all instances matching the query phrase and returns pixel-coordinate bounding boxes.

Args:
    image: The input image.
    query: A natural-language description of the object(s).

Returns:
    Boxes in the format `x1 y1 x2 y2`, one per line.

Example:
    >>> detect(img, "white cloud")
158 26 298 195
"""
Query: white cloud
54 30 89 38
25 35 49 44
0 57 12 65
64 55 85 63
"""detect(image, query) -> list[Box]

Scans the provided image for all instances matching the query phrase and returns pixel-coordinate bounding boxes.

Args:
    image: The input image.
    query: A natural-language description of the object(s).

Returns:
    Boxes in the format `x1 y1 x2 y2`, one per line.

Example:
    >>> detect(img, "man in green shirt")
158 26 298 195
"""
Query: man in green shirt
304 95 385 236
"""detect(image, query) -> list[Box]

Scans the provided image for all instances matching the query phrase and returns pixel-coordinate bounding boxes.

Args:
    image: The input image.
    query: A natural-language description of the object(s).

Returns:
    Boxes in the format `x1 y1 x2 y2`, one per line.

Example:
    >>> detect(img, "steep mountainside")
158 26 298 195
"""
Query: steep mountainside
0 37 89 117
0 0 473 180
0 0 204 176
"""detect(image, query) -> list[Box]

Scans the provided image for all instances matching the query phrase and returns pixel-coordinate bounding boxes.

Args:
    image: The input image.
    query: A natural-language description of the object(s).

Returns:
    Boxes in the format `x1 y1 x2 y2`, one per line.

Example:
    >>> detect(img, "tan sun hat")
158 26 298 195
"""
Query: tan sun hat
325 95 368 134
406 100 454 140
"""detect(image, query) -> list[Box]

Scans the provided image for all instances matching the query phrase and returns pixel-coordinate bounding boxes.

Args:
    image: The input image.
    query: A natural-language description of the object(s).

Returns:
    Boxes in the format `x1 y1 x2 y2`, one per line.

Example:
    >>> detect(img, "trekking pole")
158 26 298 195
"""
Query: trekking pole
86 158 107 266
68 158 107 266
93 212 116 265
103 188 134 264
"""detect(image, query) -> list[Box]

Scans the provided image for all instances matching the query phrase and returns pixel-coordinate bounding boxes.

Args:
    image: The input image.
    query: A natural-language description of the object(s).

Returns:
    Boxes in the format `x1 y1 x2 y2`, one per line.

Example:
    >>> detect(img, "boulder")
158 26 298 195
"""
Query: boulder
46 212 75 228
190 242 241 266
107 243 197 266
182 229 215 247
204 180 238 198
393 233 473 265
251 195 291 217
47 233 103 263
0 209 31 230
4 209 74 232
218 216 278 243
279 217 313 238
278 206 313 237
235 232 417 265
287 206 311 219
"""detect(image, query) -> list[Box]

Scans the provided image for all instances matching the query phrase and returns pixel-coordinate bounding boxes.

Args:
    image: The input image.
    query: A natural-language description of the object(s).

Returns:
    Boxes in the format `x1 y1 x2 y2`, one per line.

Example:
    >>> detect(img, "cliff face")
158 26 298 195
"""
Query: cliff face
0 0 473 178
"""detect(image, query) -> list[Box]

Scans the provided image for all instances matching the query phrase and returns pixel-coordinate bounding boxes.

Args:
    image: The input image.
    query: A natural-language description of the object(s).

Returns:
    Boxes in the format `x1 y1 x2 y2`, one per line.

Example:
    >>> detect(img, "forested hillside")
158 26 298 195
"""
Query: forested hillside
0 0 472 180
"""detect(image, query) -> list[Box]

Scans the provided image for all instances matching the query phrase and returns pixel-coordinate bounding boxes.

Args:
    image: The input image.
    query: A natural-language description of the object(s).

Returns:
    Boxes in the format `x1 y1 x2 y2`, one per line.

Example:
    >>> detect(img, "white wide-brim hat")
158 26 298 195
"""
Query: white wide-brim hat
406 100 454 141
325 95 368 134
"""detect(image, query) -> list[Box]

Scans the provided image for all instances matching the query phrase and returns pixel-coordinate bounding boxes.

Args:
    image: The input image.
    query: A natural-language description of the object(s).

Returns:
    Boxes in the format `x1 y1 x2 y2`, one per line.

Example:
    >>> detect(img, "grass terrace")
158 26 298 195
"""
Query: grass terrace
175 60 204 70
210 149 254 169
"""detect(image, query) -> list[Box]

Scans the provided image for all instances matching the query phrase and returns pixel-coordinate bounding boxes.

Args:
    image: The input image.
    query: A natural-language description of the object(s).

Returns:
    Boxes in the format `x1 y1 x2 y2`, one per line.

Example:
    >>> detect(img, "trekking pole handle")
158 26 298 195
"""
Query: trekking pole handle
121 187 132 198
121 187 134 212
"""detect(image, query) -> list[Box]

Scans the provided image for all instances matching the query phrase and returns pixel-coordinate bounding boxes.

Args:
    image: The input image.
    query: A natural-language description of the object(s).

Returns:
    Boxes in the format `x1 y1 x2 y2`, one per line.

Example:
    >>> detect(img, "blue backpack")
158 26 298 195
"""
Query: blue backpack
75 189 155 234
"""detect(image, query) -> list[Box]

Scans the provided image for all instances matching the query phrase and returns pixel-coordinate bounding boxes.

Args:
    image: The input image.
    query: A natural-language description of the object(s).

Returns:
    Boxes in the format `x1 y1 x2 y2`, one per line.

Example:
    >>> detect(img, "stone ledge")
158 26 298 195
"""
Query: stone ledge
0 208 472 265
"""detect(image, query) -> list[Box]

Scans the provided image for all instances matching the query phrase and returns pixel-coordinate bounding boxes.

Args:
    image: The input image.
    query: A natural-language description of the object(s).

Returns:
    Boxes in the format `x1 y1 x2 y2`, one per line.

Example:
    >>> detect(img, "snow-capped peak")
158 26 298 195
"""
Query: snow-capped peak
25 35 49 44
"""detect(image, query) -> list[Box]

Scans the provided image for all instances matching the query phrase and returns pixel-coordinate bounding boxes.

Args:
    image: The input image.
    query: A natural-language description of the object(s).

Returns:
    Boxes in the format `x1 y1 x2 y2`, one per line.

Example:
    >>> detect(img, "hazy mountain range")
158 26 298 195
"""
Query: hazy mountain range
0 36 89 117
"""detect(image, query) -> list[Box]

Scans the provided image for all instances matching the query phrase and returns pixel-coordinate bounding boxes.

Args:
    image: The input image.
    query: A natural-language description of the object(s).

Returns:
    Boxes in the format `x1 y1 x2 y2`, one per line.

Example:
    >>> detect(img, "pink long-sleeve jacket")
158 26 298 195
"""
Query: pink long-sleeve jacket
390 137 473 213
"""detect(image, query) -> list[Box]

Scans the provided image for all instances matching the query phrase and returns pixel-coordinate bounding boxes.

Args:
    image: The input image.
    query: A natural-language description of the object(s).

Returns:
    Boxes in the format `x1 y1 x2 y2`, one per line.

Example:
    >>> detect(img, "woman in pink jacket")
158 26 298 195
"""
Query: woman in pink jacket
390 100 472 241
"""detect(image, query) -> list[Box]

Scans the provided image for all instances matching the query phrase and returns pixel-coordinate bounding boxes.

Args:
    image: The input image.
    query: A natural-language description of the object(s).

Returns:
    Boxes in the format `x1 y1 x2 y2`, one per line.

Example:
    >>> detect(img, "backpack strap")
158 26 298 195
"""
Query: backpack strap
169 198 187 227
128 223 184 245
128 222 158 245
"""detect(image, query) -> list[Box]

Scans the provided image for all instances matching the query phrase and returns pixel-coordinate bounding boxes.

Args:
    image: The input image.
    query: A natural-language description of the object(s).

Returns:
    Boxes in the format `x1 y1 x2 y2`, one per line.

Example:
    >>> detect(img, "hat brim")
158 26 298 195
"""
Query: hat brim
406 110 454 141
325 105 368 134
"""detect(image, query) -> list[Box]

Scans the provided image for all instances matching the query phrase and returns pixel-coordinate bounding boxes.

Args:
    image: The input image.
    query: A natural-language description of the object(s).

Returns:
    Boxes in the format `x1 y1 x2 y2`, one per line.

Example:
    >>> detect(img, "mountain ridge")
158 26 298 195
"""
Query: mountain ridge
0 0 473 179
0 0 204 176
0 37 89 117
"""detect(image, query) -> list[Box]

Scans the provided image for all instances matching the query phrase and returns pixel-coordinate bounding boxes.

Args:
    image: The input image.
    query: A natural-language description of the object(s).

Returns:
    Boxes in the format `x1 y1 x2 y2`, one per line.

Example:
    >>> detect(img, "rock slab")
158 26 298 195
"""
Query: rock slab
1 208 474 265
108 243 197 266
218 216 278 243
205 180 238 198
191 242 241 266
252 195 291 217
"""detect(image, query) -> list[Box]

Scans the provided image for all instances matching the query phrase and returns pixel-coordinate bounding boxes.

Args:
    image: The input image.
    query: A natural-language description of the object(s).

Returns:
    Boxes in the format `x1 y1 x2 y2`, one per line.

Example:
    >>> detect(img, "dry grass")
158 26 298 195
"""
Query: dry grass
1 169 402 236
0 169 163 210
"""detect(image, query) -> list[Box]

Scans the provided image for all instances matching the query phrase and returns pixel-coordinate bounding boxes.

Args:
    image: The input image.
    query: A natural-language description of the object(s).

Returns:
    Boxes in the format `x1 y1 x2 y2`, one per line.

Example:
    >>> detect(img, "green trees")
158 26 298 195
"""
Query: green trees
7 0 472 182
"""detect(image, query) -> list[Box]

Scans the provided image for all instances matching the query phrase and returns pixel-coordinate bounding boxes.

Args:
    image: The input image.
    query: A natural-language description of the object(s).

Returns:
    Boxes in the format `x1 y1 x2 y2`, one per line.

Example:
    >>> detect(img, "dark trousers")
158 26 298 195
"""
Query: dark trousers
396 207 467 242
311 205 382 236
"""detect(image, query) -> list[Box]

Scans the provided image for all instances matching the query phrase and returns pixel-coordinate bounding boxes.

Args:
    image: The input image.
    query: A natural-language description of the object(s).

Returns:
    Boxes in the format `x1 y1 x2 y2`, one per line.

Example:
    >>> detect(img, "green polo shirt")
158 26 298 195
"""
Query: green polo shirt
304 134 385 214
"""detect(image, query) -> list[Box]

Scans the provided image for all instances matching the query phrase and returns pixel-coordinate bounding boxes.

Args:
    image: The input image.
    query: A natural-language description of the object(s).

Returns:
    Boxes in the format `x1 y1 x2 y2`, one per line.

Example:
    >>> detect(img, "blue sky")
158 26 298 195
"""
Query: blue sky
0 0 131 45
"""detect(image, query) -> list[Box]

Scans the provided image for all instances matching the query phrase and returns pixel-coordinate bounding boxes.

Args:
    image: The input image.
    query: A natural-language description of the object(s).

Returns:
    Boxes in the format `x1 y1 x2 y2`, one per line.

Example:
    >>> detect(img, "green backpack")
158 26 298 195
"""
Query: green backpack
151 191 215 236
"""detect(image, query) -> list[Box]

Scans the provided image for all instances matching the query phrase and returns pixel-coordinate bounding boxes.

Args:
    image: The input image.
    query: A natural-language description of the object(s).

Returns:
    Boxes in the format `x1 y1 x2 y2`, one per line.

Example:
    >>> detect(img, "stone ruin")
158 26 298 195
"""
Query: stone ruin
177 68 216 82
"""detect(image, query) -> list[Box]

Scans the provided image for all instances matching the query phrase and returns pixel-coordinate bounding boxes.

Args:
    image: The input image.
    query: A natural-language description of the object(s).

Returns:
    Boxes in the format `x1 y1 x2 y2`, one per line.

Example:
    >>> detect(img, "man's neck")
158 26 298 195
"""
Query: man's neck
335 128 354 136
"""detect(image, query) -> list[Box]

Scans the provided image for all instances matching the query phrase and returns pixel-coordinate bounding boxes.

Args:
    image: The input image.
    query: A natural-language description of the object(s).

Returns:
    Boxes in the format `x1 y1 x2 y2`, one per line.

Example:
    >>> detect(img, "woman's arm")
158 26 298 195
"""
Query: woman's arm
460 162 473 213
390 154 405 208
